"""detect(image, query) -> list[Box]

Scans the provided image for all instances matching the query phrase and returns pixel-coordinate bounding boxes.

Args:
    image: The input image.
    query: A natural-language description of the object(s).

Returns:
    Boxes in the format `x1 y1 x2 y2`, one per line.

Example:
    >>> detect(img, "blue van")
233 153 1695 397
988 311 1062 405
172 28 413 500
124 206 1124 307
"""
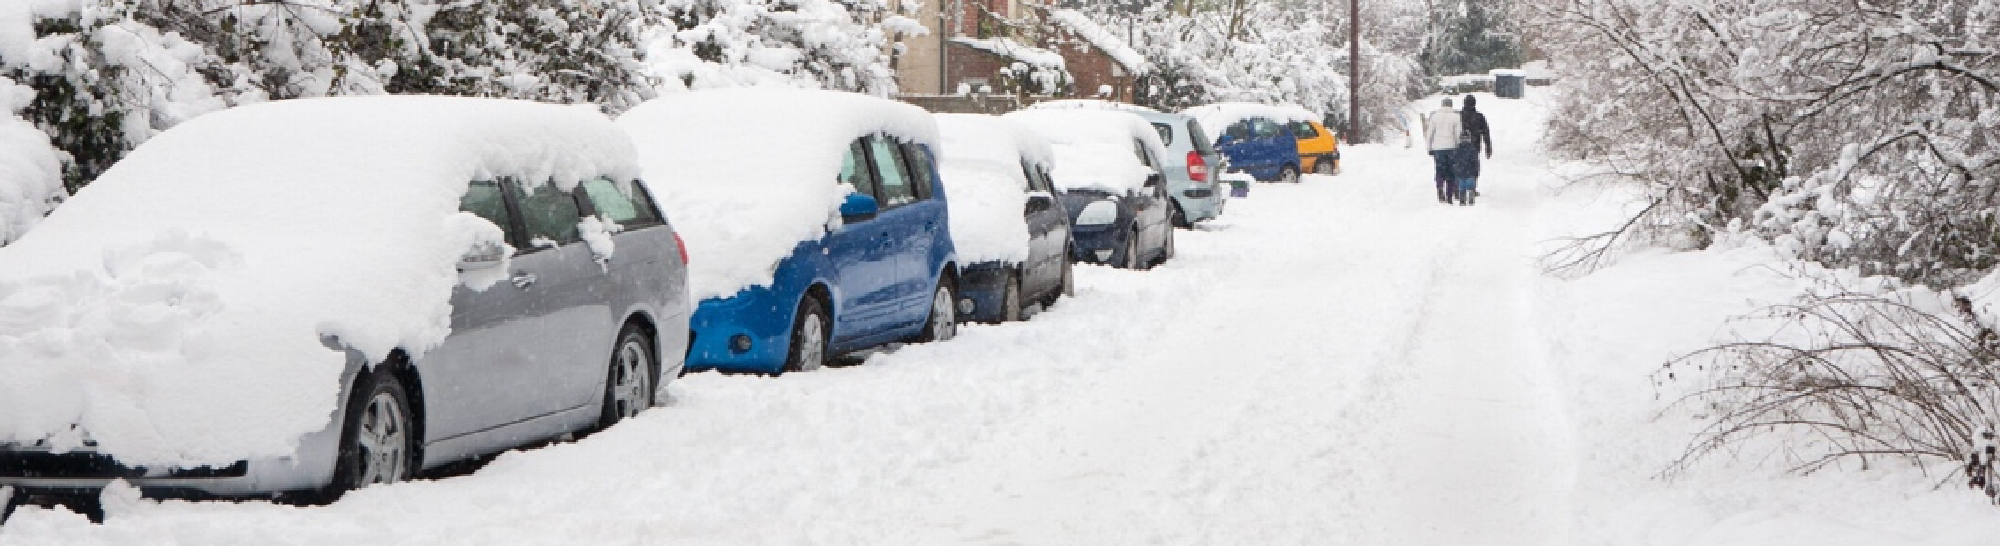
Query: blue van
618 89 960 374
1184 103 1309 184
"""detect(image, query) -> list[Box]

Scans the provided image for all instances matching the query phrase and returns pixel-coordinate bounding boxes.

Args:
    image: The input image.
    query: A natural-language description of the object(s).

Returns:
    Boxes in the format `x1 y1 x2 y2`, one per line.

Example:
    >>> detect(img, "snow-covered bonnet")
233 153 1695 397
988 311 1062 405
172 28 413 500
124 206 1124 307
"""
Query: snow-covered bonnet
1002 109 1168 195
1183 102 1320 145
0 96 639 467
935 114 1057 265
617 88 939 301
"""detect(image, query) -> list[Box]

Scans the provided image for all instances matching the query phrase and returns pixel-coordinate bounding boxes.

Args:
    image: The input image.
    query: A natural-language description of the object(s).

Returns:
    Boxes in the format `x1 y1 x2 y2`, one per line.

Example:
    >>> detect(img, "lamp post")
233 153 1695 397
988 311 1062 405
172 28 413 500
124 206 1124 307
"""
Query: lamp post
1348 0 1360 143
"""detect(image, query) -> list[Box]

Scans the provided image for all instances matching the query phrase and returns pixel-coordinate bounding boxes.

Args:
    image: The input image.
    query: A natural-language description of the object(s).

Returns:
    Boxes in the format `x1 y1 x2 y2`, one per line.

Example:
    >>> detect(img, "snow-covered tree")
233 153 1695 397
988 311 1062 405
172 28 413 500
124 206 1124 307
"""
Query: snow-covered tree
1422 0 1522 78
647 0 906 94
0 75 65 246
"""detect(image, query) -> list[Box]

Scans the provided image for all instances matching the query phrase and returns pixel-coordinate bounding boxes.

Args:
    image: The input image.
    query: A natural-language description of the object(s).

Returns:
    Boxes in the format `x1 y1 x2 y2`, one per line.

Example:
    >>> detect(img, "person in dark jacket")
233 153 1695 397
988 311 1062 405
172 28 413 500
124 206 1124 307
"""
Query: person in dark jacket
1452 94 1493 205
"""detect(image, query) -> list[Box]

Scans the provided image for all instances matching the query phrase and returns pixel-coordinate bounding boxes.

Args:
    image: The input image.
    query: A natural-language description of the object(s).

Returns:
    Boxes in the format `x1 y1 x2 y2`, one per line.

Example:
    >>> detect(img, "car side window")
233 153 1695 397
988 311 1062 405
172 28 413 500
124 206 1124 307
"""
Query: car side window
1252 118 1281 139
1150 123 1174 146
868 136 917 207
1225 121 1252 140
515 181 583 250
900 141 937 201
579 178 663 228
461 180 518 245
841 138 879 199
1292 121 1319 139
1021 161 1051 193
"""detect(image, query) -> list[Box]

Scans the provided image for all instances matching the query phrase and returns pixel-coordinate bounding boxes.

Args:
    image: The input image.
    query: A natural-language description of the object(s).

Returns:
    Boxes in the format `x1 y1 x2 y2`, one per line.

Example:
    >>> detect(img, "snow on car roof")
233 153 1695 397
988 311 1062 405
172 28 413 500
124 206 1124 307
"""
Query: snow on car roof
617 88 940 301
1002 109 1165 195
0 96 638 467
935 114 1055 265
1183 102 1320 144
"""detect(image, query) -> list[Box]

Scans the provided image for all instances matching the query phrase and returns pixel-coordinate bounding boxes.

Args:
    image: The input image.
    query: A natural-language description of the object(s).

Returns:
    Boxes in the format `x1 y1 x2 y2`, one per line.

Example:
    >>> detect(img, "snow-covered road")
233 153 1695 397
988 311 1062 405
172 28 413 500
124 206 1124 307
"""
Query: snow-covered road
2 93 1585 543
58 92 1991 545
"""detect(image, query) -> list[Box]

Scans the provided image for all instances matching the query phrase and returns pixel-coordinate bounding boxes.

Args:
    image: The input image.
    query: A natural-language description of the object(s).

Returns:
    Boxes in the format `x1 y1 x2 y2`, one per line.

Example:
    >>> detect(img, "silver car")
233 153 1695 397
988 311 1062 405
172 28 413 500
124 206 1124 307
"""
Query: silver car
1025 100 1225 227
0 97 690 511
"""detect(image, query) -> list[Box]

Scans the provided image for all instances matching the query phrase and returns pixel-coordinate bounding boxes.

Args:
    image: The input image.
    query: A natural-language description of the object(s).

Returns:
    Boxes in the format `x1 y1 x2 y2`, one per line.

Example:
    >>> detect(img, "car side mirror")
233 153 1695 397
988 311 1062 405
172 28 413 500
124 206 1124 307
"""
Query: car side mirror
1216 134 1236 146
459 240 507 271
840 192 879 223
1025 192 1053 215
1143 173 1163 187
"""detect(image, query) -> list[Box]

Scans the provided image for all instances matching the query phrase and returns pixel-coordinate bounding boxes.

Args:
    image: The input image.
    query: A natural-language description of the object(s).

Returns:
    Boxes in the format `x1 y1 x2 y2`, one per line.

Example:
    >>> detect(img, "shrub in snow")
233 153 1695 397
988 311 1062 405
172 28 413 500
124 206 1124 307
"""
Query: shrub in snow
0 76 64 246
647 0 903 94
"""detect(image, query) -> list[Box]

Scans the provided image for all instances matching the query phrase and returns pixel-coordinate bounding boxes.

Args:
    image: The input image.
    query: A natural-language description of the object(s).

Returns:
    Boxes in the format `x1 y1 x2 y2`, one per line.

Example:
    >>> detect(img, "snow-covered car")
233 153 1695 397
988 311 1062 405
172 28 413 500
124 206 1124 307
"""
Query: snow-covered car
1029 100 1225 228
618 89 960 375
1184 102 1314 183
0 97 690 505
1002 109 1176 270
935 114 1073 323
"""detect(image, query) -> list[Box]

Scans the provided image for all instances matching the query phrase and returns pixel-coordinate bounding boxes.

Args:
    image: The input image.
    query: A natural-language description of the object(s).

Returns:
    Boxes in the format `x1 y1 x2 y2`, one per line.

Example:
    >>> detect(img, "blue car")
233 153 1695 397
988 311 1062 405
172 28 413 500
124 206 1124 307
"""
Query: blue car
1185 103 1310 184
618 89 960 374
935 114 1074 323
1004 109 1176 270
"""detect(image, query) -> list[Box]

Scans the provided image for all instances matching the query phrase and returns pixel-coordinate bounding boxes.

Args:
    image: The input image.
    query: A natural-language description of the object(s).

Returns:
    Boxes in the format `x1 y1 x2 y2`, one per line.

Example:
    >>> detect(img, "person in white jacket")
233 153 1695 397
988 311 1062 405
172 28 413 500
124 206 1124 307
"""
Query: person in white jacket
1423 98 1463 203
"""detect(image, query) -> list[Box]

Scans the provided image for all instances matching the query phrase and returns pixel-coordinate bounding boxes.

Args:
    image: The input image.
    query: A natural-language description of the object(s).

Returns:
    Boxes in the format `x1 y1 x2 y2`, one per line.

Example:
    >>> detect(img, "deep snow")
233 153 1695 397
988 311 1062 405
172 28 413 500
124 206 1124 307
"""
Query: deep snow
9 88 2000 544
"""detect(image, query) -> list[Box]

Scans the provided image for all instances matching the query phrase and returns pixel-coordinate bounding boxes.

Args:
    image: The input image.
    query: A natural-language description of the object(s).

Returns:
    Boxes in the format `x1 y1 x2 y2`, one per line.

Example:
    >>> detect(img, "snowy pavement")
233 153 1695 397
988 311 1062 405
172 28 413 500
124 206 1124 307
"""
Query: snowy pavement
10 92 2000 544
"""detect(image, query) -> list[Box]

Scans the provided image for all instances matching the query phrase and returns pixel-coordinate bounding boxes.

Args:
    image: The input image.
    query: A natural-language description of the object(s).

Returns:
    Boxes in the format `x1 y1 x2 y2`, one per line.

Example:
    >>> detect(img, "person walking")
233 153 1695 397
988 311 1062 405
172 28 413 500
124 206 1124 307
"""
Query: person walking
1423 98 1463 203
1452 94 1493 205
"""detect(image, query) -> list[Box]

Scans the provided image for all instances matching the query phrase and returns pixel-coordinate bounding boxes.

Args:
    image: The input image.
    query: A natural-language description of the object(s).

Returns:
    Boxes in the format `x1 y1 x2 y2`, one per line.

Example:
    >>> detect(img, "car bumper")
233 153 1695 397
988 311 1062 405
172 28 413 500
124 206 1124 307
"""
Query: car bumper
956 262 1013 323
1174 189 1223 223
0 410 347 499
686 288 795 375
1069 223 1126 264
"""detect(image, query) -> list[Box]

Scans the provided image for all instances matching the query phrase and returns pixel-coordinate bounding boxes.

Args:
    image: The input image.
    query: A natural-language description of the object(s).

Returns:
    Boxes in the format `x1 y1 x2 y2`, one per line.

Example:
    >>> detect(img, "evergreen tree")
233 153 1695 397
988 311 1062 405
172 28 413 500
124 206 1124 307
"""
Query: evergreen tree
1422 0 1522 77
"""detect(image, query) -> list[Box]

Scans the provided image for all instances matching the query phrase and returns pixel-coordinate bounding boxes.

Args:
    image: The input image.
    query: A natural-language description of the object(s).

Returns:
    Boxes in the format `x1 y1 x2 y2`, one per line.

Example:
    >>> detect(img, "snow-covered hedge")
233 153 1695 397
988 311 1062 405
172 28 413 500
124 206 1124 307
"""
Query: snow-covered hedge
0 76 64 246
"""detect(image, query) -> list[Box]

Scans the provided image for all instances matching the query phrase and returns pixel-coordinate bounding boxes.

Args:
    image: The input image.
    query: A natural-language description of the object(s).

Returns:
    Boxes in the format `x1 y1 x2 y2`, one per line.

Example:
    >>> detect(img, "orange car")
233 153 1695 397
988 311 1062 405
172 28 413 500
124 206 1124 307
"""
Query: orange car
1291 120 1340 175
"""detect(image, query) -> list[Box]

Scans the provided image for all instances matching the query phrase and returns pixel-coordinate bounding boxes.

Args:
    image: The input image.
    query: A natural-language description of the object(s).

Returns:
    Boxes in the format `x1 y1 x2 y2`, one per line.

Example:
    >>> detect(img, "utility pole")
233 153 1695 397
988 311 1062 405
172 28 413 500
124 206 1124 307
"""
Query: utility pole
1348 0 1360 143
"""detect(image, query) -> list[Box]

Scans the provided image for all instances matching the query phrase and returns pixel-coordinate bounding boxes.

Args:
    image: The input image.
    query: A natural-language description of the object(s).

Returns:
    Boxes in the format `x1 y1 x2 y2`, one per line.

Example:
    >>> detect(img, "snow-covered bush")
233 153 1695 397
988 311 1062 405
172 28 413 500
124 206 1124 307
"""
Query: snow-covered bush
0 75 64 246
647 0 902 94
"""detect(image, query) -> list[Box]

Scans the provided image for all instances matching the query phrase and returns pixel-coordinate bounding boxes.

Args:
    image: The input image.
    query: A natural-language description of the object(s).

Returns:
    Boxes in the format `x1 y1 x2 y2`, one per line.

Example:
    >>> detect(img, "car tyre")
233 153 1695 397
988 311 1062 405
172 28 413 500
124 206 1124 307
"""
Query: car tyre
1279 164 1300 184
1169 201 1190 229
1161 225 1176 263
1054 251 1075 302
784 296 830 373
918 278 958 342
1314 157 1336 175
599 326 655 428
329 364 416 498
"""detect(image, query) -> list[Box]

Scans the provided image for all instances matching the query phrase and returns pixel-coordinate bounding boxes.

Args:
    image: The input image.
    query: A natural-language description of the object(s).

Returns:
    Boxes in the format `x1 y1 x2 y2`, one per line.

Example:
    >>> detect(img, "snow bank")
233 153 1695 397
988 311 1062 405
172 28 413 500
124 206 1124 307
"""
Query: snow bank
0 96 638 467
1183 102 1319 144
1048 9 1150 75
935 114 1055 265
1002 109 1165 195
617 88 939 301
0 76 65 246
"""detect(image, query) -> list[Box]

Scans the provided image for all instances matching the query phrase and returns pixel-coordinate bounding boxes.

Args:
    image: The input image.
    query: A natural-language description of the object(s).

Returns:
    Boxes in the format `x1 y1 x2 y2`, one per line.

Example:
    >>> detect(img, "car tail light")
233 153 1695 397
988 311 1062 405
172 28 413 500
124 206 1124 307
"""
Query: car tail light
1186 151 1208 182
673 232 689 264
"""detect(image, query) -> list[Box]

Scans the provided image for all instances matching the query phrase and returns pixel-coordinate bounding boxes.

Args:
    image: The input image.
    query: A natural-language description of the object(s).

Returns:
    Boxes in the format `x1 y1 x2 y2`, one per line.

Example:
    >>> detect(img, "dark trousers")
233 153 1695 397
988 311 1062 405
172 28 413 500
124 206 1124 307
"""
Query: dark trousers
1431 150 1457 201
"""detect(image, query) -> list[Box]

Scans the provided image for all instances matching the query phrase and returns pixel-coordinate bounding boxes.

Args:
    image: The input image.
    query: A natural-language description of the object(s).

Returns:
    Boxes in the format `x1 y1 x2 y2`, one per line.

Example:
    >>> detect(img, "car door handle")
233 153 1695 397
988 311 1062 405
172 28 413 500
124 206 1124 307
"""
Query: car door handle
511 273 539 289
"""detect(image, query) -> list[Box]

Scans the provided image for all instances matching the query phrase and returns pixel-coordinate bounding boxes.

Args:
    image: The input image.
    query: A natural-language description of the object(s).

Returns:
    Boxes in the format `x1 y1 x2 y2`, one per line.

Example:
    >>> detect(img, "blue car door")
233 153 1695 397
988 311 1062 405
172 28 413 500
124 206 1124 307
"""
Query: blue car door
864 135 941 328
828 138 906 339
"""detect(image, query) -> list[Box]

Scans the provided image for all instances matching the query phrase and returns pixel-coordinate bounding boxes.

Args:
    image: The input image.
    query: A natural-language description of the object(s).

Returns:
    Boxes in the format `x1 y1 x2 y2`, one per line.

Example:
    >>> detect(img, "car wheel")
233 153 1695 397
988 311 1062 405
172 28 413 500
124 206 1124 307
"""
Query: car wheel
784 297 829 373
331 365 416 495
1001 269 1024 322
918 278 958 342
1169 201 1190 229
1279 164 1300 184
599 326 655 428
1314 157 1336 175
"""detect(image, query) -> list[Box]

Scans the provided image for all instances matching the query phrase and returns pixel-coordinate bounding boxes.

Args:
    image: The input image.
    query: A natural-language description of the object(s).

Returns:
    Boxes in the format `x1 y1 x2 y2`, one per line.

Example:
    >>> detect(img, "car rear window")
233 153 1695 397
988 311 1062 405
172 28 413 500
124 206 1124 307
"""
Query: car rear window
1186 121 1217 155
581 177 663 228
